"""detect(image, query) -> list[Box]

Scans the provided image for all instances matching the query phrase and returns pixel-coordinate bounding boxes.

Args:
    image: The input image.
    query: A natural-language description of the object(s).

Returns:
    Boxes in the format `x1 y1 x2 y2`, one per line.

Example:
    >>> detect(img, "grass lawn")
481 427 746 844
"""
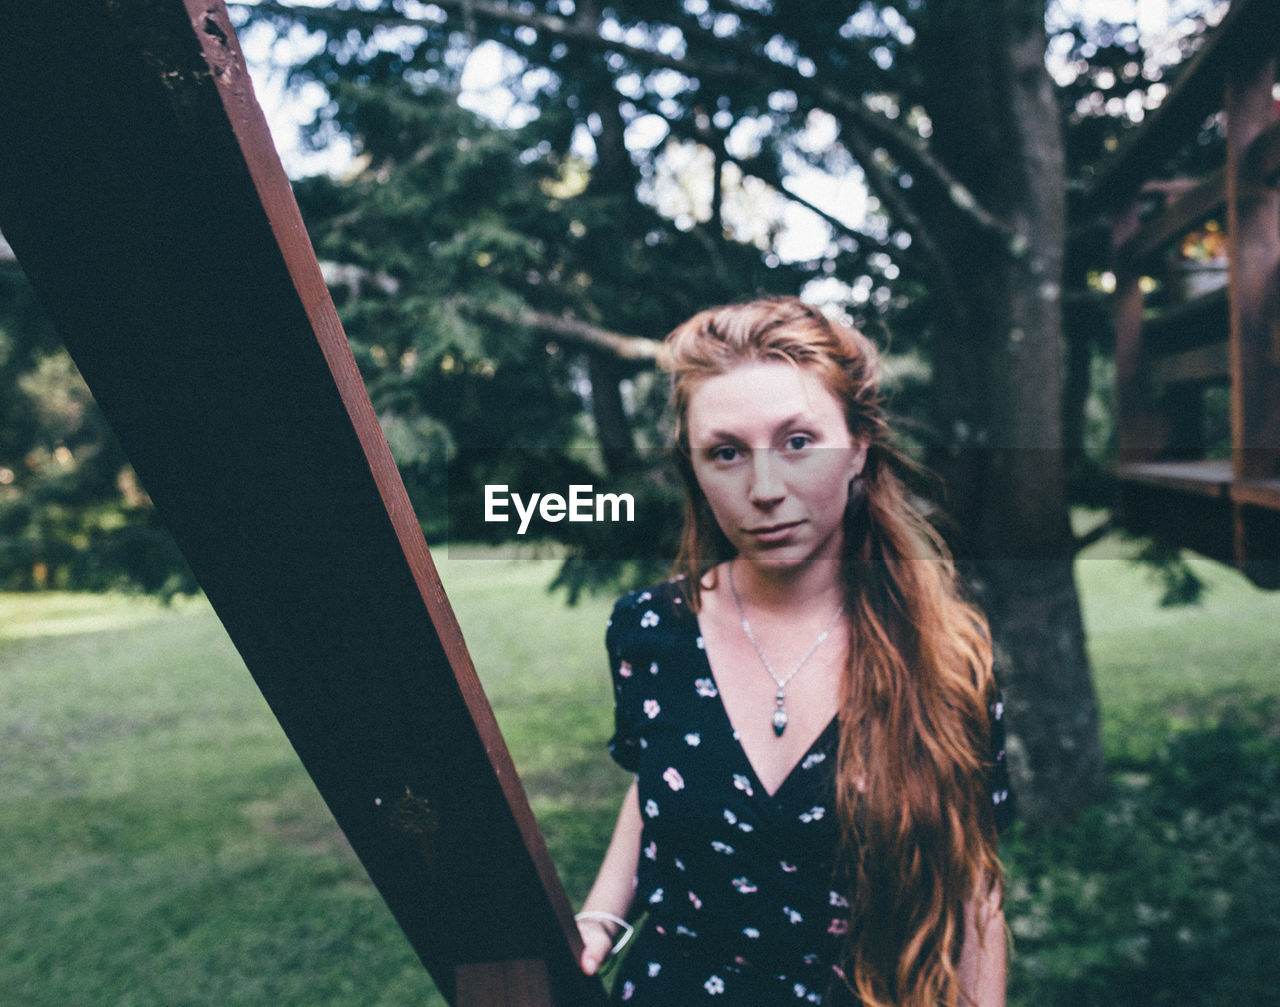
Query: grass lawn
1074 540 1280 764
0 556 621 1007
1 542 1276 1005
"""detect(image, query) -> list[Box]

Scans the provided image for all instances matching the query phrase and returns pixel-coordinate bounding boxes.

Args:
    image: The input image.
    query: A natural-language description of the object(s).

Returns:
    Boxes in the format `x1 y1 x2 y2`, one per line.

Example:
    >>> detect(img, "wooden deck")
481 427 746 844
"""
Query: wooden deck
1094 0 1280 586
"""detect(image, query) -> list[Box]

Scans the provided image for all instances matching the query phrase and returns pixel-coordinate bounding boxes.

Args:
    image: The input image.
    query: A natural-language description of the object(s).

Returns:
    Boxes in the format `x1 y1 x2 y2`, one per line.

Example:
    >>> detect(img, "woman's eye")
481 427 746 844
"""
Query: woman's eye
784 434 812 451
710 445 740 463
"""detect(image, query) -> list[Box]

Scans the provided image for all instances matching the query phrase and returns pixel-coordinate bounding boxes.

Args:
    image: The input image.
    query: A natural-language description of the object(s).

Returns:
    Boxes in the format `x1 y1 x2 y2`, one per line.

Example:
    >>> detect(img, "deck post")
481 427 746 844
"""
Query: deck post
1111 200 1163 464
1224 53 1280 583
456 960 557 1007
0 2 607 1001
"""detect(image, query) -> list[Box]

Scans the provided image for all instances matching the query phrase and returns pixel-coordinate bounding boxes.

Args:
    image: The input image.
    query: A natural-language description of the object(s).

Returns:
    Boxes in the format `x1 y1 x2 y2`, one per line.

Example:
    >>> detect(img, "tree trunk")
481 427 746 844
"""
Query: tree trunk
916 0 1106 825
573 0 638 475
586 352 637 474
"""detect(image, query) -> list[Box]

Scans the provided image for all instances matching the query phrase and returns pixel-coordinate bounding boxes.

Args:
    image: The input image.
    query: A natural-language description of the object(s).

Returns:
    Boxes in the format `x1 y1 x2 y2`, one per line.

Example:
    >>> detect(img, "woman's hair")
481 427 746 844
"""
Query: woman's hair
660 296 1003 1007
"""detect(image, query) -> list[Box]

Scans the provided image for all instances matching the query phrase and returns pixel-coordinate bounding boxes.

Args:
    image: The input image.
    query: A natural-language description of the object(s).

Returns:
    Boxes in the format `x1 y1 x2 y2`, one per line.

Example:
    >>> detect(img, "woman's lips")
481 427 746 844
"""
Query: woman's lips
745 520 802 543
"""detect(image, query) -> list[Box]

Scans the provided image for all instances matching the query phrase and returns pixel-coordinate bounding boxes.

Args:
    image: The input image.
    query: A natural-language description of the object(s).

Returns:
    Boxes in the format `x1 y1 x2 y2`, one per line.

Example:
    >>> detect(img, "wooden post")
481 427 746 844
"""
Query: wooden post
457 960 556 1007
1225 53 1280 581
1226 57 1280 481
0 3 606 1003
1111 200 1165 463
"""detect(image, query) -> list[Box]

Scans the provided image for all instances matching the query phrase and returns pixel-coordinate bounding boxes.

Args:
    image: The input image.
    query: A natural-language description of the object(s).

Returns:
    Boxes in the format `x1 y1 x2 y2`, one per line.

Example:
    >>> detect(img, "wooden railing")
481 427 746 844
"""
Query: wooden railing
1090 0 1280 587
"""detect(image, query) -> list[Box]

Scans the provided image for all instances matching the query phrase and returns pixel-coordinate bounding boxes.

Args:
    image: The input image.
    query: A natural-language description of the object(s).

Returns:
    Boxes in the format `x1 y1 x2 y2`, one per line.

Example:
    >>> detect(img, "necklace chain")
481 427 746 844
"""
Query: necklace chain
727 562 843 737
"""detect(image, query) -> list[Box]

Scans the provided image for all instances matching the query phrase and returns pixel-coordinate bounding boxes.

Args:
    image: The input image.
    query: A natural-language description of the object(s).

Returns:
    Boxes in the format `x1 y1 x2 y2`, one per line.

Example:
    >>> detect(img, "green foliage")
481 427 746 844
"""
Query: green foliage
1131 536 1208 606
0 271 196 596
995 547 1280 1004
281 52 807 572
1003 705 1280 1007
245 1 1228 597
3 4 1227 597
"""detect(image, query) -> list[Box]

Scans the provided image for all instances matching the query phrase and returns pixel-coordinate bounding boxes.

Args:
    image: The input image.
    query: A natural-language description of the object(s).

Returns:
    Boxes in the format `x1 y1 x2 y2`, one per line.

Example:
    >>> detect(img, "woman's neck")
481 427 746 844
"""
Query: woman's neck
726 554 844 616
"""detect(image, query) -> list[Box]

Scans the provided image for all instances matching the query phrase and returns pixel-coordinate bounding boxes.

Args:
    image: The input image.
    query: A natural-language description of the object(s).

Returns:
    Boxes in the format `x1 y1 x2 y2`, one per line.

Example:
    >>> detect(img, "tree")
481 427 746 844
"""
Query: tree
907 1 1102 825
0 0 1222 822
232 0 1110 824
0 3 1225 756
276 55 805 553
0 239 195 595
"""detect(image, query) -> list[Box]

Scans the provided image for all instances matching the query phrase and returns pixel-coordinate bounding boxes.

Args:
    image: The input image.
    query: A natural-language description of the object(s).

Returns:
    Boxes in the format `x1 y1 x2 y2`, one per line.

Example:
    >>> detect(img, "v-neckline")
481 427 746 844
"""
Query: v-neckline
691 609 839 801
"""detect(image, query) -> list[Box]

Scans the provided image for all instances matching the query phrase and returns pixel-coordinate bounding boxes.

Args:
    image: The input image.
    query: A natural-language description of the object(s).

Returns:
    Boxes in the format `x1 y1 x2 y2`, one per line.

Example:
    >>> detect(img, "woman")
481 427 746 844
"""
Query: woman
575 297 1013 1006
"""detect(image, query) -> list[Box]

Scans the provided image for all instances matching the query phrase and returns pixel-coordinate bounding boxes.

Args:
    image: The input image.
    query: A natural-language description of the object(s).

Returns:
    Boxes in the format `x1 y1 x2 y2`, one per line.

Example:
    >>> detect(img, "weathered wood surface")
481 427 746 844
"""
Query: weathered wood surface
1225 55 1280 485
0 2 604 1002
1224 53 1280 585
1099 0 1280 586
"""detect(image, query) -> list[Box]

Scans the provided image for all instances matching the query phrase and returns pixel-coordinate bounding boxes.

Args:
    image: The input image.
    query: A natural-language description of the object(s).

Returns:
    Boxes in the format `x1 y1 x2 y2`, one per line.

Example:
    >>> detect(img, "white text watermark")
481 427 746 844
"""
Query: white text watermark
484 484 635 535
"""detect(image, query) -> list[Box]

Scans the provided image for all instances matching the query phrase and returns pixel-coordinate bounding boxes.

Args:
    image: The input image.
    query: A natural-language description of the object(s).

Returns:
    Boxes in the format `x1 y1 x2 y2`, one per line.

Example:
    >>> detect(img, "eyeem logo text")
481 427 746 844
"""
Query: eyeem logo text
484 484 635 535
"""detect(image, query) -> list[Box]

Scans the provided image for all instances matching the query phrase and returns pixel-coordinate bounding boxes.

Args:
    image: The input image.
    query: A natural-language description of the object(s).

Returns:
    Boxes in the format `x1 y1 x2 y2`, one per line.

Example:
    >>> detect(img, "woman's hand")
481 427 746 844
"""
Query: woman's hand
958 884 1007 1007
576 780 643 976
577 916 618 975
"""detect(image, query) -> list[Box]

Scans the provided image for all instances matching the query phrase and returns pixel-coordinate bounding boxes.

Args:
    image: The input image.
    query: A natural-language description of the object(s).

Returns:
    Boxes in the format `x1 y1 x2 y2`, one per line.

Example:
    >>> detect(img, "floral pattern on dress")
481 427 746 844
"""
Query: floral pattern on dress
604 579 1014 1005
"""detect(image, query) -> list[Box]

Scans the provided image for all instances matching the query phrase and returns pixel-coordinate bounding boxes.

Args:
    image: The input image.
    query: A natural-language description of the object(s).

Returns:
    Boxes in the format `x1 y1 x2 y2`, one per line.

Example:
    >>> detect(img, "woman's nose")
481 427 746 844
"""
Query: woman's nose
748 451 785 506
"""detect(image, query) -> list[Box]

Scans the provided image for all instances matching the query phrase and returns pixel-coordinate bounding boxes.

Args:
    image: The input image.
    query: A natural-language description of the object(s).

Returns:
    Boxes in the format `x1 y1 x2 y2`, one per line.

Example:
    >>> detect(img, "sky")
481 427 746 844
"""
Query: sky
237 0 1229 266
1058 0 1221 34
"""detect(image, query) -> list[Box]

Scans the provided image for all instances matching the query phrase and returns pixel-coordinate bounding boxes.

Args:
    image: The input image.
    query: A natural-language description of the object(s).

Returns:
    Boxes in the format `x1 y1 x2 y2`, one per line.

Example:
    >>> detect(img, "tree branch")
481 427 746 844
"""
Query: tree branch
474 304 659 362
725 147 923 272
240 1 1021 254
818 88 1026 255
838 124 964 314
653 10 1021 252
312 256 658 361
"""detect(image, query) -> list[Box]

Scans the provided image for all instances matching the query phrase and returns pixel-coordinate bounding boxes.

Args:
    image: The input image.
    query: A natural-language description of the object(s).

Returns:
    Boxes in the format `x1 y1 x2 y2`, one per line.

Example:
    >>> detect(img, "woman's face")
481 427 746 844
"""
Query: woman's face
685 359 866 574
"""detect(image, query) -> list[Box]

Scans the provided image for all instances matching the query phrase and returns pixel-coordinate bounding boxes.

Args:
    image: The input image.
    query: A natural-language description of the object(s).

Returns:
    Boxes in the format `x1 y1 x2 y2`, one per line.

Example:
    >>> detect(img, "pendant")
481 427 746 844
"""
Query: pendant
772 689 788 737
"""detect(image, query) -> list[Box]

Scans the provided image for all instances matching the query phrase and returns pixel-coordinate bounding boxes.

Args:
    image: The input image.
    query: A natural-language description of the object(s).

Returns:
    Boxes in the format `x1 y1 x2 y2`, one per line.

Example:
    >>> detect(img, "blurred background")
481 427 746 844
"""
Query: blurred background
1 0 1277 1004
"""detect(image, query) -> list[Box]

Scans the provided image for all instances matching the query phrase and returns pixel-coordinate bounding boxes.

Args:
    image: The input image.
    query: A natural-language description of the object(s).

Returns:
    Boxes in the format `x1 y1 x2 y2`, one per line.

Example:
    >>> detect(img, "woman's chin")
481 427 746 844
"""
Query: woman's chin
737 544 842 573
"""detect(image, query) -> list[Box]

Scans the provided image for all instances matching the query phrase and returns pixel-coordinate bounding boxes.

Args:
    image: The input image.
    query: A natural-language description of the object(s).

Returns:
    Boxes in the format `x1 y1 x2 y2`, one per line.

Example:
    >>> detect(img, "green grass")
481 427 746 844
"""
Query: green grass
1005 537 1280 1006
1 543 1277 1005
0 556 624 1007
429 554 626 904
0 593 443 1005
1075 541 1280 765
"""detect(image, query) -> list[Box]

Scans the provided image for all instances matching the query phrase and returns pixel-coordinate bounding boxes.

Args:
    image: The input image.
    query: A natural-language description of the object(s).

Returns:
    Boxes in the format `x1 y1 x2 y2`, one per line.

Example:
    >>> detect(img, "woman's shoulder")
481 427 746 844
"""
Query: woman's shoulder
609 576 691 618
606 577 697 651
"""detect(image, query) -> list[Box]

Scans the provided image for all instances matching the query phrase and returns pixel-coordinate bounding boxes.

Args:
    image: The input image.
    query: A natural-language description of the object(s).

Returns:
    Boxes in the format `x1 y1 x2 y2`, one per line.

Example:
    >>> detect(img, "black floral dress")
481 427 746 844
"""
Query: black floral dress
605 579 1013 1006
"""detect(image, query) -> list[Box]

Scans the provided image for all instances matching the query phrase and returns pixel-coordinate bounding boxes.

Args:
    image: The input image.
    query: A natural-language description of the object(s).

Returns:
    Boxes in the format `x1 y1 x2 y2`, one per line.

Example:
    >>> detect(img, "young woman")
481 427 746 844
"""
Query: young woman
575 297 1013 1006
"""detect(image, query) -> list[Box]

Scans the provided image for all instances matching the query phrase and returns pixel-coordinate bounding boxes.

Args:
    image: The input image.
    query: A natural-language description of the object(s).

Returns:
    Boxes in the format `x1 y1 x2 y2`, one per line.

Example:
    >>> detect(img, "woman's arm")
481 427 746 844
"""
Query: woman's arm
578 778 644 975
957 885 1006 1007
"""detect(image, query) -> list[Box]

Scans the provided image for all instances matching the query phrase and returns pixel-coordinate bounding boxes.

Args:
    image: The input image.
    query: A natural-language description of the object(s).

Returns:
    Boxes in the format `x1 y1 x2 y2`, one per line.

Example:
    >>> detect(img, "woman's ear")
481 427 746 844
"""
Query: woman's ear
850 438 870 479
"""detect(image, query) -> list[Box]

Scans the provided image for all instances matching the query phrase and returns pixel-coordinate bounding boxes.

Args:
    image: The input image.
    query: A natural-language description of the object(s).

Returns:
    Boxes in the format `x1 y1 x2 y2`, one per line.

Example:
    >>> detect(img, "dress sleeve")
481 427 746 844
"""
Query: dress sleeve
605 593 643 774
987 688 1015 834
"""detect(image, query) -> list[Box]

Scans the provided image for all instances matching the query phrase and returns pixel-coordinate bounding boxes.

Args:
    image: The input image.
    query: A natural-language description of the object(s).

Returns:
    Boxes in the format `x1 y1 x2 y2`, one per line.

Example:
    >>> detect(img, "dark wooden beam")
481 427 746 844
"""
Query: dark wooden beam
1244 118 1280 184
0 3 603 1003
1114 459 1232 499
1149 342 1230 386
1139 285 1229 355
1116 476 1236 566
1114 169 1225 271
1225 55 1280 486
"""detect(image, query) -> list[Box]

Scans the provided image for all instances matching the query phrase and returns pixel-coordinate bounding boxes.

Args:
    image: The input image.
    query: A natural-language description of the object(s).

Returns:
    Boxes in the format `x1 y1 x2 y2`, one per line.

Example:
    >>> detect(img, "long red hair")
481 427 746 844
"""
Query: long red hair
661 296 1003 1007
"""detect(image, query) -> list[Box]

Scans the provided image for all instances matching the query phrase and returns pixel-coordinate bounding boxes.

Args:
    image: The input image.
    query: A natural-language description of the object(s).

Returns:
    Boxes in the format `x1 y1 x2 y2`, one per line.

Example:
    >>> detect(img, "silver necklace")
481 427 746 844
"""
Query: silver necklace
728 563 843 737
